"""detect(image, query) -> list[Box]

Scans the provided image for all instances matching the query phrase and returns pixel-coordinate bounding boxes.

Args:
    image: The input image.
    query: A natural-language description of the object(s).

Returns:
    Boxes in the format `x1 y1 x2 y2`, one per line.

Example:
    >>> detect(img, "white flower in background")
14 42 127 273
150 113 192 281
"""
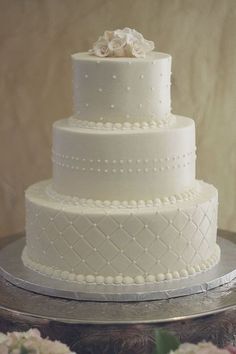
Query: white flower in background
170 342 231 354
0 329 75 354
89 27 155 58
0 333 7 343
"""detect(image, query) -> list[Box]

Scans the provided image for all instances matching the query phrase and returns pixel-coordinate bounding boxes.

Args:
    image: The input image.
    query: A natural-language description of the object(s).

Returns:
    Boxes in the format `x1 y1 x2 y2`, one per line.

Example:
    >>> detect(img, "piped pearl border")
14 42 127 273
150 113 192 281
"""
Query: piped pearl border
68 114 176 130
22 246 220 285
46 182 201 209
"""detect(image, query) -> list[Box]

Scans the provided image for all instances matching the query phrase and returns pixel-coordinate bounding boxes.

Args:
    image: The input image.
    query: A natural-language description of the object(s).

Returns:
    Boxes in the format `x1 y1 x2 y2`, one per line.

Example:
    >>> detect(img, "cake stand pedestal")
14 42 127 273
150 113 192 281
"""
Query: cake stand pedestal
0 230 236 354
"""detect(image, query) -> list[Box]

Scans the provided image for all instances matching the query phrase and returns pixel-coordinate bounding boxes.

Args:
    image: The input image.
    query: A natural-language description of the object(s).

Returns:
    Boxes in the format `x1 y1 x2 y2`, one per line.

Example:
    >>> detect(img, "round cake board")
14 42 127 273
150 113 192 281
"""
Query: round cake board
0 236 235 302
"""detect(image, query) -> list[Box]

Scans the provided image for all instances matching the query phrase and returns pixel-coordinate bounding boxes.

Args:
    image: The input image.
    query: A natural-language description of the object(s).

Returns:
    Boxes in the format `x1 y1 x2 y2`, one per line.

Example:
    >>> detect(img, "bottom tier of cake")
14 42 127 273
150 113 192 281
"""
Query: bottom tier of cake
23 180 220 285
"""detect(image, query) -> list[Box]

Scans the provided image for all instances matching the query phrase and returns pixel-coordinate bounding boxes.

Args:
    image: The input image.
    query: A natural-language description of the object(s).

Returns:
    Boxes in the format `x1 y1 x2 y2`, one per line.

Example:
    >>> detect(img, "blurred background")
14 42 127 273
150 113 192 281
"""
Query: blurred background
0 0 236 238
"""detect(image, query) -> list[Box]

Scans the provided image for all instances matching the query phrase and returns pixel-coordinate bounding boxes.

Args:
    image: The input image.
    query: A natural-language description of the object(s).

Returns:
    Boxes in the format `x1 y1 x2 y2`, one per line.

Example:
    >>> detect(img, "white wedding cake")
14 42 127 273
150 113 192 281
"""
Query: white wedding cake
22 29 220 286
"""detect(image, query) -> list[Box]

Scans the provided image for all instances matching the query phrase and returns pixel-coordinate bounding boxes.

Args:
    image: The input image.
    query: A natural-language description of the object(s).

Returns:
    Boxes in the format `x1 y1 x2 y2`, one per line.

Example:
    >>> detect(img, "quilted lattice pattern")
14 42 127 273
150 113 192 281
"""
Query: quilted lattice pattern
25 181 218 279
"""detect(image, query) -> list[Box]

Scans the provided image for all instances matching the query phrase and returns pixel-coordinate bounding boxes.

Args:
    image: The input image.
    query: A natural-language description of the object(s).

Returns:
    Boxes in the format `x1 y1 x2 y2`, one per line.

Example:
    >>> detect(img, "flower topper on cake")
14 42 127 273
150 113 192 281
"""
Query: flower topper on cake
89 28 155 58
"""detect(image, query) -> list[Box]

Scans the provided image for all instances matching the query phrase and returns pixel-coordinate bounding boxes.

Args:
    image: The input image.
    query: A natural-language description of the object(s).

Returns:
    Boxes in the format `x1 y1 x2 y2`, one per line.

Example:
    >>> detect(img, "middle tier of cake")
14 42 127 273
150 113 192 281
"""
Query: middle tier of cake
52 115 196 201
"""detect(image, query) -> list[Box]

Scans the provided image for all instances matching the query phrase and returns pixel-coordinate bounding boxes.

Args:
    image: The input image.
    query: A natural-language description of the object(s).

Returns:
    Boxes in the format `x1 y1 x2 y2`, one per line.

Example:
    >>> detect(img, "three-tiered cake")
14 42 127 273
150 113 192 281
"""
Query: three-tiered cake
22 29 220 286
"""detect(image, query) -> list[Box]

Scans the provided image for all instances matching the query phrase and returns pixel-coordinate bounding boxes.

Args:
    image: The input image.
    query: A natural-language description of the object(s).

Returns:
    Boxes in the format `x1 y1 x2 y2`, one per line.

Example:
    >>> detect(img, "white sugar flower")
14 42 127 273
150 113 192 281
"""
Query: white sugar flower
131 40 146 58
108 36 127 56
125 27 144 42
103 30 114 41
89 36 110 57
89 27 155 58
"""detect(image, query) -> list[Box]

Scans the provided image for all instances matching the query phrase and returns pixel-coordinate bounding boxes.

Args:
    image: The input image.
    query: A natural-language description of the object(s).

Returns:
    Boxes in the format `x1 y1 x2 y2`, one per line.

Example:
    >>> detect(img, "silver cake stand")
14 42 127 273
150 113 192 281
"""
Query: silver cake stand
0 230 236 354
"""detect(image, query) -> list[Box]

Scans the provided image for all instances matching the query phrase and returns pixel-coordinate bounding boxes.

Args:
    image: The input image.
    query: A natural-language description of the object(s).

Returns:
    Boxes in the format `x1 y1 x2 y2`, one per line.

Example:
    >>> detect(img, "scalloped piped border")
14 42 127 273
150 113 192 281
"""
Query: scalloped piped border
22 245 220 286
45 182 201 209
68 114 176 131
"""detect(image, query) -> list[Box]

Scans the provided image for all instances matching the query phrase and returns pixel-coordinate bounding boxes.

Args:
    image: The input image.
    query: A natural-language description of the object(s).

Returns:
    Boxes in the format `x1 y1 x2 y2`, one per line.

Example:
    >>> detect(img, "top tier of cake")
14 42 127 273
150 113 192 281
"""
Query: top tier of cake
72 52 171 124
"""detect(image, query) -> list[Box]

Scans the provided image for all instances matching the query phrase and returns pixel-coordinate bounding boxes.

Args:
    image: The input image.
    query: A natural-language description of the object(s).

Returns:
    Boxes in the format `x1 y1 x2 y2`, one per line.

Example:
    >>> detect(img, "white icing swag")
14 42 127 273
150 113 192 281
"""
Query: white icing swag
89 28 155 58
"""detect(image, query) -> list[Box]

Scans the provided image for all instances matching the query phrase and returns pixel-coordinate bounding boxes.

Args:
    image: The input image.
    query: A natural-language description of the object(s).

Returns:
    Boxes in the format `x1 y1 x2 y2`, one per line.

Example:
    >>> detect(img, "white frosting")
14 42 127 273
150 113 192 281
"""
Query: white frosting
22 246 220 285
46 181 200 208
52 116 196 200
68 114 176 130
89 28 155 58
72 51 171 123
24 180 219 284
